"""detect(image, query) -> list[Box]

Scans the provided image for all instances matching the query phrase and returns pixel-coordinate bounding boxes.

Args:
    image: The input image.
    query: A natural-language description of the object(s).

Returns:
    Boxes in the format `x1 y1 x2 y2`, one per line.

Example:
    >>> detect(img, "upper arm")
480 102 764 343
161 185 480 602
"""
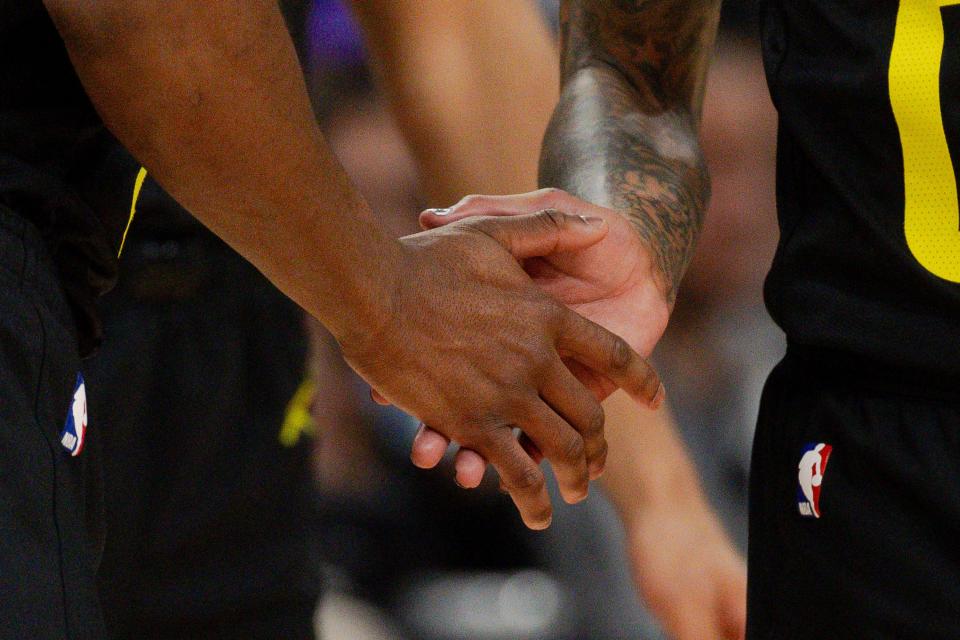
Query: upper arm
562 0 721 114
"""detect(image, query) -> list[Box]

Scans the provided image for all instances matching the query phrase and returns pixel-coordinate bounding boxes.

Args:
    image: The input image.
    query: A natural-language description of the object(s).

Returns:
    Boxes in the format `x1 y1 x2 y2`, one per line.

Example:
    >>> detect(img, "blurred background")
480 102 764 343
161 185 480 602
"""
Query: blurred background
90 1 783 639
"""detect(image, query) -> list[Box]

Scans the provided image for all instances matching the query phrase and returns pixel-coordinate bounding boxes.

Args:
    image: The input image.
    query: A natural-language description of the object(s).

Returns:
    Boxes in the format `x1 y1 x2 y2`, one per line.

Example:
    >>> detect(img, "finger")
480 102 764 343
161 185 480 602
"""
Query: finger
369 388 390 406
420 188 573 229
410 424 449 469
518 400 590 505
454 447 486 489
541 361 608 480
484 434 552 530
473 210 608 260
558 311 664 408
518 432 543 464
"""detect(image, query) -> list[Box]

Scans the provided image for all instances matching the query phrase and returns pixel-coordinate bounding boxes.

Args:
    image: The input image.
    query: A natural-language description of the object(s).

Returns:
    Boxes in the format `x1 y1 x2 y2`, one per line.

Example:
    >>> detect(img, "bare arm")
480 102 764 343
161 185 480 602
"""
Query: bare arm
43 0 397 345
600 392 745 639
349 0 558 203
542 0 721 303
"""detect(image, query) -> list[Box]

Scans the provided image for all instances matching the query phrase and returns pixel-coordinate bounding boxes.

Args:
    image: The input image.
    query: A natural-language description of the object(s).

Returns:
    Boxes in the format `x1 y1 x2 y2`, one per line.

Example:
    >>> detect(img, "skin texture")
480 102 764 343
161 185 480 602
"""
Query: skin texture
354 1 745 636
41 0 661 529
542 0 720 305
416 0 721 465
349 0 557 205
602 392 746 639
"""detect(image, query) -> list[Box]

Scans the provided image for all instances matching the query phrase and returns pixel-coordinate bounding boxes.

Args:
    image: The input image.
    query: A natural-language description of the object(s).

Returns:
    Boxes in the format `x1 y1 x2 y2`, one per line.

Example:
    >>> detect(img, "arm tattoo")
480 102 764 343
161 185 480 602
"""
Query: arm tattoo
540 0 721 303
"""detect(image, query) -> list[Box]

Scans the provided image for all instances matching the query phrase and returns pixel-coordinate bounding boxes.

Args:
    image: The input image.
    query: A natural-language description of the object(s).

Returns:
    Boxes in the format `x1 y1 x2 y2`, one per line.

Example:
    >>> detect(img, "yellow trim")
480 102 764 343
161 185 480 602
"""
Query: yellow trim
889 0 960 281
118 166 148 258
279 378 317 447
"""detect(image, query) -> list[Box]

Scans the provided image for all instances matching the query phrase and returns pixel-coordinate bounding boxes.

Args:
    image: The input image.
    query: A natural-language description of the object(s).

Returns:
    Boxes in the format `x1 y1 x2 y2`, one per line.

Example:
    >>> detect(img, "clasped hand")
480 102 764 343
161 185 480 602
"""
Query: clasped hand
402 189 674 512
341 207 661 529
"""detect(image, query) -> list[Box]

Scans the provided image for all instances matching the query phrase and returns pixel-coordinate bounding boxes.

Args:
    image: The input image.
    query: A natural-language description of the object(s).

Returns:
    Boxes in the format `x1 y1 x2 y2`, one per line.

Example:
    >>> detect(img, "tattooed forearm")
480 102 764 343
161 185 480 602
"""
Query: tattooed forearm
540 0 721 303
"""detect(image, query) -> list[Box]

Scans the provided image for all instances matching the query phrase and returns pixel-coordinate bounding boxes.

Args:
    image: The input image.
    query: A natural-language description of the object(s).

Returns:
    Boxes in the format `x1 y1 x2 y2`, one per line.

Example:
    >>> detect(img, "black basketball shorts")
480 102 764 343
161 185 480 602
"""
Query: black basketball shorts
747 347 960 639
0 206 105 640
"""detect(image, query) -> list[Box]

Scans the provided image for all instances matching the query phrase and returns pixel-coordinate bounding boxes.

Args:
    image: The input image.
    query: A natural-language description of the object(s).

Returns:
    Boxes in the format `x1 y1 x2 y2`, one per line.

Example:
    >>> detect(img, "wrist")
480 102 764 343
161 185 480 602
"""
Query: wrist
616 463 706 531
327 235 409 355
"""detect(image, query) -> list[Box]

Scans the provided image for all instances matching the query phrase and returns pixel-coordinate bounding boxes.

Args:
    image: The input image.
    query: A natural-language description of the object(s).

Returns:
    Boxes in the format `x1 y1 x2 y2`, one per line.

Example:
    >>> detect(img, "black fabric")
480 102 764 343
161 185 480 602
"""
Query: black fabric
0 2 146 356
747 350 960 639
87 215 320 640
0 205 105 640
760 0 960 386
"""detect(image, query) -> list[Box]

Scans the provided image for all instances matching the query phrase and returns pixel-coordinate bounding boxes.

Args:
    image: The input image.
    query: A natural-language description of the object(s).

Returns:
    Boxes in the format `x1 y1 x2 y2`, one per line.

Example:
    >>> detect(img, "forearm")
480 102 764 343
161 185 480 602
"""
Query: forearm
599 391 705 527
540 0 720 303
44 0 400 343
350 0 558 202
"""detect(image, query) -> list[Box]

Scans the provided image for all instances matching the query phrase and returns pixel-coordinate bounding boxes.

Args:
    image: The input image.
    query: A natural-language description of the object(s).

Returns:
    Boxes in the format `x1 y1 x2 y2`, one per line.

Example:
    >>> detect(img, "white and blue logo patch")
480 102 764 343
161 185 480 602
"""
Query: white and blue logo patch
60 373 87 457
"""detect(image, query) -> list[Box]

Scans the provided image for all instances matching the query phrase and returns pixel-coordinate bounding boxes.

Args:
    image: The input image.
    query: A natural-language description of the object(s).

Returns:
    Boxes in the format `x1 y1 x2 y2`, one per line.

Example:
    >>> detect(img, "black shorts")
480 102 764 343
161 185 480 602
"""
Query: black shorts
747 347 960 639
88 227 320 640
0 206 105 639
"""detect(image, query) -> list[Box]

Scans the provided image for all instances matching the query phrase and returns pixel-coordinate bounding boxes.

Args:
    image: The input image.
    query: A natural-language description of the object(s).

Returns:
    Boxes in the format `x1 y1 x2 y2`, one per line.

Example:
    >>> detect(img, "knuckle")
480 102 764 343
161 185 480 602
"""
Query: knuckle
505 395 535 422
511 466 546 492
537 187 565 204
586 403 605 437
458 194 483 207
609 336 635 372
644 371 661 399
562 435 586 463
465 414 508 443
590 439 609 467
537 299 565 328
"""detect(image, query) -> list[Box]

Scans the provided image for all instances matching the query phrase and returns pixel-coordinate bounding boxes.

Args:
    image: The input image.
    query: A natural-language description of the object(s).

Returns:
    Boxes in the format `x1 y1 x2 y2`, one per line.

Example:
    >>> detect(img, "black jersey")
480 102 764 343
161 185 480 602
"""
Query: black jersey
761 0 960 385
0 3 145 355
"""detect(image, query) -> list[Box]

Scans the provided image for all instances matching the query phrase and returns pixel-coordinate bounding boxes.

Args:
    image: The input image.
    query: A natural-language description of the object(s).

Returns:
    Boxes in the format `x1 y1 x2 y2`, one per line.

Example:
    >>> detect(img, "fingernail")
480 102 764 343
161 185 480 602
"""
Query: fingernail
455 477 467 490
589 462 604 480
579 215 604 226
426 208 450 216
651 383 666 409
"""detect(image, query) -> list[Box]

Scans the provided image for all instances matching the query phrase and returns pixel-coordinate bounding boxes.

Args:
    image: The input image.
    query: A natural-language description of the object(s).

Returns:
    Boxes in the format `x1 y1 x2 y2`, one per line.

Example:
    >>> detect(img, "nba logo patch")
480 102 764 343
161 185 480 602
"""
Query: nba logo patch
60 373 87 457
797 442 832 518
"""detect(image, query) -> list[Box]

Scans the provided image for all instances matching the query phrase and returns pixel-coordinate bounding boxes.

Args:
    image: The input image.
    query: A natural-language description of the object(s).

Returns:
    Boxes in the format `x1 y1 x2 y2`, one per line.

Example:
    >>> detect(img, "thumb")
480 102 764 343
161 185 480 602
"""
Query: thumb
473 209 608 259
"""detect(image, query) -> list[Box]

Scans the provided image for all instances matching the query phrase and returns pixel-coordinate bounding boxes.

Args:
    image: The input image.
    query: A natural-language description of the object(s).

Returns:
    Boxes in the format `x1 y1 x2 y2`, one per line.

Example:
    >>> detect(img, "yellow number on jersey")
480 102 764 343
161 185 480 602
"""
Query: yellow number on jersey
889 0 960 282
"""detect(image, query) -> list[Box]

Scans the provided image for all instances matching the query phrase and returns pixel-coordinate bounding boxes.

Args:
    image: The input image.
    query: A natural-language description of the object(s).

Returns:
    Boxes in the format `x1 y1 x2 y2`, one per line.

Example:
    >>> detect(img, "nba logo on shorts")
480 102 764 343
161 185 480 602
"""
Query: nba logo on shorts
797 442 832 518
60 373 87 457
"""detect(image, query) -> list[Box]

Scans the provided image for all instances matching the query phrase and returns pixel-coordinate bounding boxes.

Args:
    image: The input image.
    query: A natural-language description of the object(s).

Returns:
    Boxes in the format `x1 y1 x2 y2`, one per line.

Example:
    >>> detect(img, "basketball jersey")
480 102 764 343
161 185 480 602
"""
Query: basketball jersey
762 0 960 385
